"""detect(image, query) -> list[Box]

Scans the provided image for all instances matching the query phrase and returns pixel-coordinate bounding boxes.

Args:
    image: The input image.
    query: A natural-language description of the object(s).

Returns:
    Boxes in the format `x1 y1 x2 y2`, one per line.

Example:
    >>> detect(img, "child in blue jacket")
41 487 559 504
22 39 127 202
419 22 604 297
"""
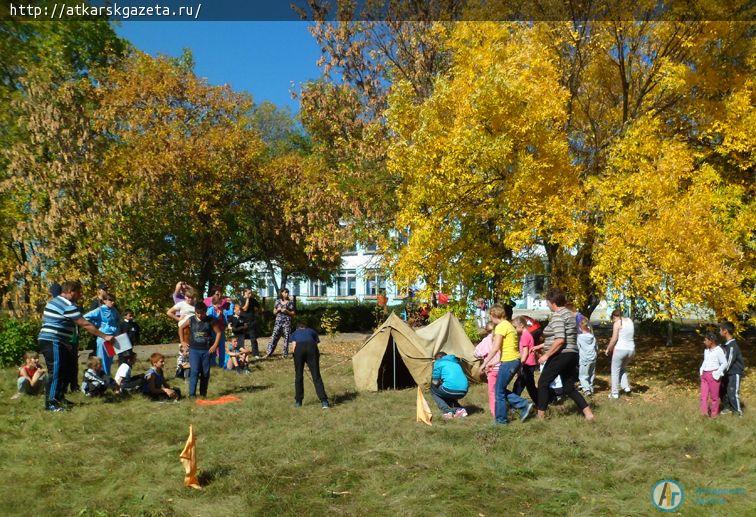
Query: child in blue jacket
431 353 469 420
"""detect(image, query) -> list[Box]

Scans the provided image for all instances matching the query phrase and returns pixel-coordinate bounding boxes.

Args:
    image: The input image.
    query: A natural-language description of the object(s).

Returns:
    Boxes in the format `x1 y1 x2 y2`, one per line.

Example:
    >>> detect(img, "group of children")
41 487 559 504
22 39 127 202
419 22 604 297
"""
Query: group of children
15 349 181 401
699 321 744 417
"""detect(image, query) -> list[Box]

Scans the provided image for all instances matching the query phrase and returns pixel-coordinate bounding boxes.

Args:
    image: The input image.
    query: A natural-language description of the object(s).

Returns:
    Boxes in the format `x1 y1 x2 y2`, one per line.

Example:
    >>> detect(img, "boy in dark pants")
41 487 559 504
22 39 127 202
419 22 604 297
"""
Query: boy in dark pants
119 309 141 347
719 321 744 416
187 301 222 397
291 321 329 408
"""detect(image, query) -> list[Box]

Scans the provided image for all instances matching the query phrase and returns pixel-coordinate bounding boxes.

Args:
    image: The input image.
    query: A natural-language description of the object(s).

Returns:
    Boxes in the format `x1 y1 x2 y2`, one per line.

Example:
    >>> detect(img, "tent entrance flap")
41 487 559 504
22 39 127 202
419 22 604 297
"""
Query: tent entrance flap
377 336 415 390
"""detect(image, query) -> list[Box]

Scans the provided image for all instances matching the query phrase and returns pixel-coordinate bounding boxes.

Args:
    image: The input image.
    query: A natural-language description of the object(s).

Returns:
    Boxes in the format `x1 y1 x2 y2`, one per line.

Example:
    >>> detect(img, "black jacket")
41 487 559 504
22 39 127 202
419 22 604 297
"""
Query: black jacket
722 339 745 376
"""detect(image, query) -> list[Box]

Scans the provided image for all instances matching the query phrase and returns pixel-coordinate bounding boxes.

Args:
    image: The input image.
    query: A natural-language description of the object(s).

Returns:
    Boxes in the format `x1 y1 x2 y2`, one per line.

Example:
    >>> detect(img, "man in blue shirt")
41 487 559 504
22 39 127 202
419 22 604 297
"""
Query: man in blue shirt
290 321 330 409
38 280 115 411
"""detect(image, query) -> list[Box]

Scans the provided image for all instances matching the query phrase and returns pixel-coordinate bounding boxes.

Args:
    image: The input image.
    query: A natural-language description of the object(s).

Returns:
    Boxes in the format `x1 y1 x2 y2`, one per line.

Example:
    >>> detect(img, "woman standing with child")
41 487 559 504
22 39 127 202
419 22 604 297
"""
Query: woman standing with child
605 308 635 399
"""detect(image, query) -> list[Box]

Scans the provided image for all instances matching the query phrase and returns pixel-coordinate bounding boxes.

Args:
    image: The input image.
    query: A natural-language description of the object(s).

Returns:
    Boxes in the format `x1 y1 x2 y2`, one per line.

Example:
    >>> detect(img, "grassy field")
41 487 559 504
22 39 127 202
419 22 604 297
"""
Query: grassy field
0 330 753 516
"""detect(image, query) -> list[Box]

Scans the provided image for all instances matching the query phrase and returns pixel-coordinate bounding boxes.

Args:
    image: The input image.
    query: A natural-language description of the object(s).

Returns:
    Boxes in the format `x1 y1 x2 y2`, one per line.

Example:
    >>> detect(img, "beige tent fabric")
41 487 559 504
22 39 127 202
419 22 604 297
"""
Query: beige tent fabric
353 312 482 392
416 386 433 425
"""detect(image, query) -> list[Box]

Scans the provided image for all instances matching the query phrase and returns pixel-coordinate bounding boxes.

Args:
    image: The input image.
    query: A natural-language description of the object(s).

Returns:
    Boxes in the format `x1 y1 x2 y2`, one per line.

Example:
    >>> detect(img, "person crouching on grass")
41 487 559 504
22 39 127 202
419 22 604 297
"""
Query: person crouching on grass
187 301 222 398
12 351 47 399
699 332 727 418
142 353 181 401
81 356 108 397
430 352 469 420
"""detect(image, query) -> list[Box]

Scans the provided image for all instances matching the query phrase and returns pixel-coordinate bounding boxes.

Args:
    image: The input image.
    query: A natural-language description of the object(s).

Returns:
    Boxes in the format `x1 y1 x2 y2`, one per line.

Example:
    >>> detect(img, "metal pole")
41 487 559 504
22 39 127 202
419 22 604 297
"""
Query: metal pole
392 340 397 390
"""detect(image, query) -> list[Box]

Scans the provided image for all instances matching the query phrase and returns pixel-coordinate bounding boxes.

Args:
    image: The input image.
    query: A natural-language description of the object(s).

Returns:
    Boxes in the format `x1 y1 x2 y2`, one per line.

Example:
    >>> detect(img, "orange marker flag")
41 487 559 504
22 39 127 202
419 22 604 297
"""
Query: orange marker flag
179 425 202 489
416 386 433 426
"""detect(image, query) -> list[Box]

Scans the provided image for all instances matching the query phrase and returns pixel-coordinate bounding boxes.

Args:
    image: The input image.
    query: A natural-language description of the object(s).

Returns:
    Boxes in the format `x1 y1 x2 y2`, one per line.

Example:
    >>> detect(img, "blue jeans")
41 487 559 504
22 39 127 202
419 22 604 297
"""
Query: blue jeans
430 384 467 414
188 348 211 397
494 359 530 424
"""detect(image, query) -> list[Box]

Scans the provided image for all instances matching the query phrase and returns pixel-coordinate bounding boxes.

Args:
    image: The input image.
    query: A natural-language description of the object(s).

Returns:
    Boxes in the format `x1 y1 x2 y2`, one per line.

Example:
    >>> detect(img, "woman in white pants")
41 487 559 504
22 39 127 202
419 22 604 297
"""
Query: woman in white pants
605 308 635 398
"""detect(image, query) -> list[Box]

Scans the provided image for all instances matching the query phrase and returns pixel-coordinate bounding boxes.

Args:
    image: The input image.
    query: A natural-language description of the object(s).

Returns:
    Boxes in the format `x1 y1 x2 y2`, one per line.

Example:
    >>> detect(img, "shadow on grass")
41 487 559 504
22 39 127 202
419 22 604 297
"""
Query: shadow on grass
331 390 359 405
464 404 486 415
198 465 233 486
216 384 272 397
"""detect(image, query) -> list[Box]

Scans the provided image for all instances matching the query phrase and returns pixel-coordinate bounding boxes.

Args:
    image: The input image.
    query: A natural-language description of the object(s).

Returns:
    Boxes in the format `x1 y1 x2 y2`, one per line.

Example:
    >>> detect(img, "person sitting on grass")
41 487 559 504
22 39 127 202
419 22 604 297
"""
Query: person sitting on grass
175 343 190 379
225 336 242 371
81 356 108 397
12 351 47 399
114 351 143 395
430 352 469 420
142 353 181 401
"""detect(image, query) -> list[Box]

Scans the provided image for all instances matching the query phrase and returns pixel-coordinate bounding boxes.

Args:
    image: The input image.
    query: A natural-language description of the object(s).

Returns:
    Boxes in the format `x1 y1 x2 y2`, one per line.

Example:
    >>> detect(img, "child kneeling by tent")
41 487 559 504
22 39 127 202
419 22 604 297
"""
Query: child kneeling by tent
430 352 469 420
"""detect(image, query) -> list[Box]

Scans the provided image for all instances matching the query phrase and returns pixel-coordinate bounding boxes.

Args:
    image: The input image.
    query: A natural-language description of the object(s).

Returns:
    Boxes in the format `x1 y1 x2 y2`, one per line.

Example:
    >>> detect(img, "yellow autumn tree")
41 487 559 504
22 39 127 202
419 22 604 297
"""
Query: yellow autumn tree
387 22 583 300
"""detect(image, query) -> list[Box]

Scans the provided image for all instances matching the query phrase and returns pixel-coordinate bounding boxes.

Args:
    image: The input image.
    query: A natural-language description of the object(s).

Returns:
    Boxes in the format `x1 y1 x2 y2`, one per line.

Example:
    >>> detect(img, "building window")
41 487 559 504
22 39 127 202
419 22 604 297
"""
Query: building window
336 269 357 296
363 242 377 254
365 270 386 296
534 275 547 294
309 279 328 297
342 243 358 256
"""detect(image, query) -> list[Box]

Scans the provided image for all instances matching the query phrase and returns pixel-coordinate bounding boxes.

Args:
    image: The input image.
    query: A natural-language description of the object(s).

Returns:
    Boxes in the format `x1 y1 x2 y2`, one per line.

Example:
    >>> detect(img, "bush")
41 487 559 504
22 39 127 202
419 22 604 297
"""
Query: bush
139 314 178 345
0 317 41 367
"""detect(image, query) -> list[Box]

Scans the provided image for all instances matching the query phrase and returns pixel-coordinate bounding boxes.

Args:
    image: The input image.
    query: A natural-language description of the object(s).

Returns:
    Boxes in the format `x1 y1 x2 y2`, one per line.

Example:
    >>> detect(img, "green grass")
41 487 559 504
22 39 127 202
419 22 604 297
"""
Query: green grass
0 333 753 516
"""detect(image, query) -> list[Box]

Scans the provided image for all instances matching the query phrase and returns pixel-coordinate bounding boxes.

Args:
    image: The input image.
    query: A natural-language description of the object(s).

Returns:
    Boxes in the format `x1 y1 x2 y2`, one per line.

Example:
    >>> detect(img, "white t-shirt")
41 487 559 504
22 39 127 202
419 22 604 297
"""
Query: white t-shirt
172 301 195 327
615 317 635 351
115 363 131 384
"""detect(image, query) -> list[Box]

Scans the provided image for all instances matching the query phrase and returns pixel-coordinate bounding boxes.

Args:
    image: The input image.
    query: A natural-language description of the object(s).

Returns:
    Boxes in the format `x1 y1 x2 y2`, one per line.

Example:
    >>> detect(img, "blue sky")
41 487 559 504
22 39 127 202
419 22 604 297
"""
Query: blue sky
114 22 323 113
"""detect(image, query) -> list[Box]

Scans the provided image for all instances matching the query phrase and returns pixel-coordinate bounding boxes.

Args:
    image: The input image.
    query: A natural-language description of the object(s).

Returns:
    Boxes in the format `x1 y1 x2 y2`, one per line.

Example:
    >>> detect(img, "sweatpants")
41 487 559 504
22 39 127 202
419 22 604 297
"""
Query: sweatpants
611 349 634 396
700 371 721 416
723 373 742 415
267 317 292 356
513 364 539 406
537 352 587 412
39 339 73 407
294 341 328 404
188 348 212 397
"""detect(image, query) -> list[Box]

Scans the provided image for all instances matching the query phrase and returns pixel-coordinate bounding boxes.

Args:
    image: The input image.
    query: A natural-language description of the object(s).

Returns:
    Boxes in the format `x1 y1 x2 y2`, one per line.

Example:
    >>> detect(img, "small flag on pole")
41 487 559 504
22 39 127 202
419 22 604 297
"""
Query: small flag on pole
179 425 201 489
416 387 433 426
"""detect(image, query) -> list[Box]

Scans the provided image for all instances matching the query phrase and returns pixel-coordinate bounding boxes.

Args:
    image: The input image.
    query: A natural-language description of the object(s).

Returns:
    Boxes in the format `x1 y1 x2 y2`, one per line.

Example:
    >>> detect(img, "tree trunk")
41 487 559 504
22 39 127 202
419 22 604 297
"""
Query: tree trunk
280 269 288 291
666 320 674 346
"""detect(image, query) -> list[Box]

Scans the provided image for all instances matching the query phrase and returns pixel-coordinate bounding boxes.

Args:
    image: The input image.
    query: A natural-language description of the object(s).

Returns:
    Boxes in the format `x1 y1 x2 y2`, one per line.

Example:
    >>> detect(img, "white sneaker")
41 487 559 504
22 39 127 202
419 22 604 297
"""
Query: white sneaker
608 393 619 400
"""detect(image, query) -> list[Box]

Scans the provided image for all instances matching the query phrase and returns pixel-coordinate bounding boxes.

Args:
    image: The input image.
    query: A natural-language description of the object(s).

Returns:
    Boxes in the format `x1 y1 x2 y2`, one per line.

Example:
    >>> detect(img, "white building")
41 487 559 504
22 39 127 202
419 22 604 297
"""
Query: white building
253 243 400 305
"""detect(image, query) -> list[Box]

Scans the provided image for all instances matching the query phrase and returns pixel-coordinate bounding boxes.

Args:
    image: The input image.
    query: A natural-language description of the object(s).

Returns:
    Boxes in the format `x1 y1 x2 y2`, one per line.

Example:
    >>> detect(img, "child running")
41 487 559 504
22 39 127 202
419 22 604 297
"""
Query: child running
699 332 727 417
512 316 539 405
473 322 498 416
13 351 47 399
576 318 598 395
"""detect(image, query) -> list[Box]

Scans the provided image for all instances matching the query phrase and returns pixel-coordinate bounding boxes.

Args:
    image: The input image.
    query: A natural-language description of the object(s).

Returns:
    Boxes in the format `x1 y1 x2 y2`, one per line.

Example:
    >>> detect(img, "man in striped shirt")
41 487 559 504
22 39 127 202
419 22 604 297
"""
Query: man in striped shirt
38 280 115 411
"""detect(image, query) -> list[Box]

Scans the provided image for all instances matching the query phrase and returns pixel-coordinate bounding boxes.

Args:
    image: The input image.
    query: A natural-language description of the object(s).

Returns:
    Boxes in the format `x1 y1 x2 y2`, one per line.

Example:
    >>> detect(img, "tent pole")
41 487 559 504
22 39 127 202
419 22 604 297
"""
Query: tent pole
392 340 397 390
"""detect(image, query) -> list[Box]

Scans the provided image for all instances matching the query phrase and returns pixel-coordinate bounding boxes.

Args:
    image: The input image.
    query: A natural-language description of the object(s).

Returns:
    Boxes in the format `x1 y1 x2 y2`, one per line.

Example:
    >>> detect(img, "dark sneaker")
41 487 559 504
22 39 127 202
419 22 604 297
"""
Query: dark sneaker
45 404 66 412
520 402 534 422
322 401 330 409
294 401 302 408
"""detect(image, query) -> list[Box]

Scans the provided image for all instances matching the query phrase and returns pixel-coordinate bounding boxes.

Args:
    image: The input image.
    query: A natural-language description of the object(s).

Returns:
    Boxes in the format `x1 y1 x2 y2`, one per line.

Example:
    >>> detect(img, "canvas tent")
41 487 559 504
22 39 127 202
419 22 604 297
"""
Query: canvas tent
353 312 482 392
